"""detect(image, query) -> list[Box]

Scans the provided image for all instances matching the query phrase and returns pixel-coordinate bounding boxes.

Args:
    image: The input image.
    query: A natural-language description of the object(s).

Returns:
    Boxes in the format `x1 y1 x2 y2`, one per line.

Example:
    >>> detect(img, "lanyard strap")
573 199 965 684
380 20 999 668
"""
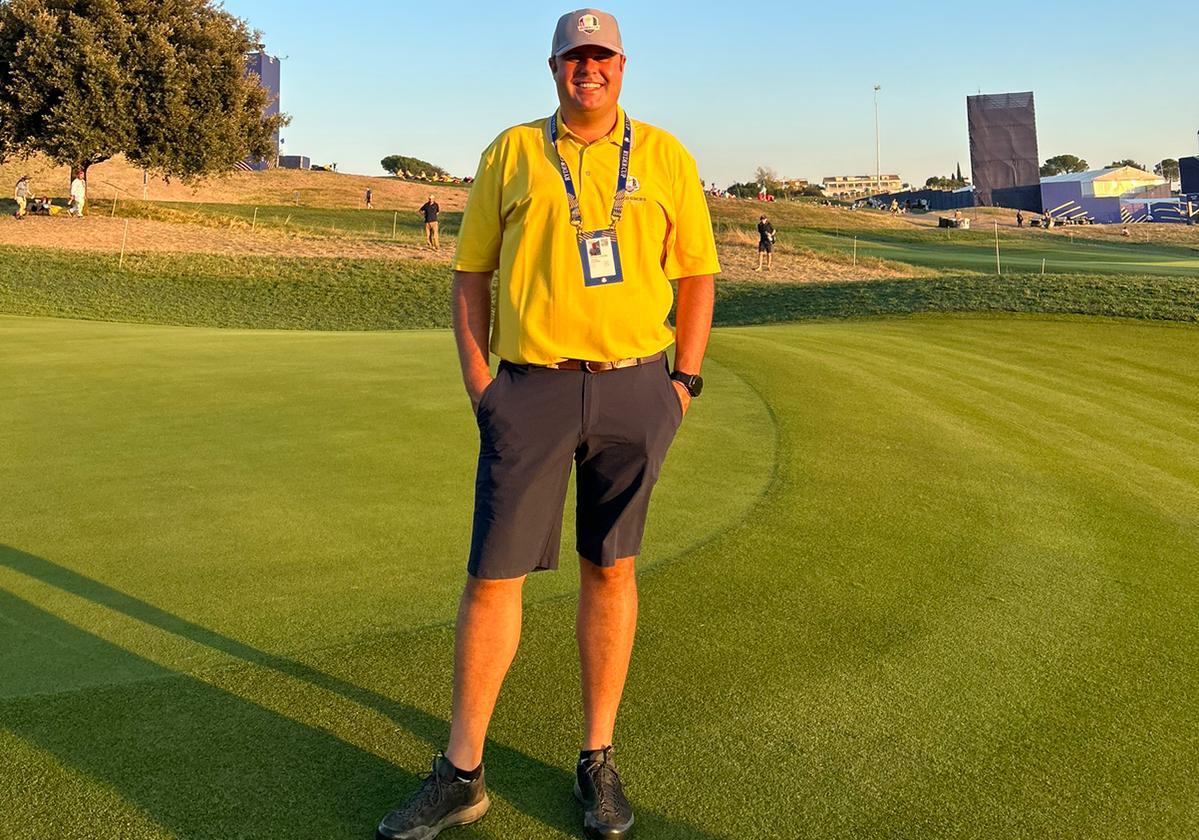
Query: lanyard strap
546 111 633 233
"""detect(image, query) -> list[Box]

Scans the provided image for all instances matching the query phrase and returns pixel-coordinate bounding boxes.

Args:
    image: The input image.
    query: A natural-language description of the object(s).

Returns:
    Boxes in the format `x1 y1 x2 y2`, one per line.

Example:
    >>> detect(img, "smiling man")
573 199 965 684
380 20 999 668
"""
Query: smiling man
376 8 718 840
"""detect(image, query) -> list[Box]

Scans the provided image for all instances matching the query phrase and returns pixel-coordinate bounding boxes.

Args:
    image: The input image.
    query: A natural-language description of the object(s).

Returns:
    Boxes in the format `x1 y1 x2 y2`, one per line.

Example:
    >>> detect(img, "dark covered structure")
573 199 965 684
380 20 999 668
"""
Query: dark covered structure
967 92 1043 212
1181 156 1199 195
876 187 976 211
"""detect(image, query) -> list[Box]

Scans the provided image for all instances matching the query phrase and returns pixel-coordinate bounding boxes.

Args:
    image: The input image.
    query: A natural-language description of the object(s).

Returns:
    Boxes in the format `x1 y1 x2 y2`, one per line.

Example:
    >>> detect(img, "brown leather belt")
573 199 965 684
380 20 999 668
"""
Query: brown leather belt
539 351 664 373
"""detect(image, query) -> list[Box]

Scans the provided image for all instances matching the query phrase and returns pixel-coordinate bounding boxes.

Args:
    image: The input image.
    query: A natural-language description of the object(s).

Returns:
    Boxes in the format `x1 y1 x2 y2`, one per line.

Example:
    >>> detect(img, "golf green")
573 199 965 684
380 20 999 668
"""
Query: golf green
2 314 1196 839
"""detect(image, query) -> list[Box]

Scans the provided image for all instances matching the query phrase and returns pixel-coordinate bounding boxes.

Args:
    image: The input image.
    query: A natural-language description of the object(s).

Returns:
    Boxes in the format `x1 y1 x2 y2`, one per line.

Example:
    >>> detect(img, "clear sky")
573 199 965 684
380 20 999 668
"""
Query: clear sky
222 0 1199 187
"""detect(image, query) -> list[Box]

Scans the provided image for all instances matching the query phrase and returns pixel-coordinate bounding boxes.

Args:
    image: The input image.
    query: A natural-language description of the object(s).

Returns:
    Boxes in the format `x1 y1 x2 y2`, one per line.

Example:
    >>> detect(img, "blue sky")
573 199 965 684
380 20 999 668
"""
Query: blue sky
222 0 1199 186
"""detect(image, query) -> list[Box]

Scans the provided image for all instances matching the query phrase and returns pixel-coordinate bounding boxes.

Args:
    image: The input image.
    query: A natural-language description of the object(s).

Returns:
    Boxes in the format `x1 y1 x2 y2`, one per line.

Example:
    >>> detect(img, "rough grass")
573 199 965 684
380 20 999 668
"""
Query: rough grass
2 245 1197 330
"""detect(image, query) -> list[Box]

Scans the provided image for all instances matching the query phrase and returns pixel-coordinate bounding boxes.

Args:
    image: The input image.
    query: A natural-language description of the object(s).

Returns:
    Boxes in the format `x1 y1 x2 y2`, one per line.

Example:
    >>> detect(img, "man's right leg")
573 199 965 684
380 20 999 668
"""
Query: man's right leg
445 573 526 770
376 576 522 840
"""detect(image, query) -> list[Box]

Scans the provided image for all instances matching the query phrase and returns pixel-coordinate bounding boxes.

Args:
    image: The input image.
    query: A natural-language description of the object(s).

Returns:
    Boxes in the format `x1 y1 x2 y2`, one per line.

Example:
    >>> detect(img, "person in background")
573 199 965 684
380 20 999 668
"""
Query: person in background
419 193 440 250
365 187 373 209
13 175 30 219
68 170 86 216
1016 210 1024 228
756 214 775 271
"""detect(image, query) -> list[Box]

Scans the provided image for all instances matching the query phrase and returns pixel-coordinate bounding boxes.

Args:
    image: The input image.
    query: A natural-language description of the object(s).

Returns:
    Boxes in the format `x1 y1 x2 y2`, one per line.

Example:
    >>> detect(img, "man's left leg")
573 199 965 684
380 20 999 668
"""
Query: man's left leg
577 554 638 751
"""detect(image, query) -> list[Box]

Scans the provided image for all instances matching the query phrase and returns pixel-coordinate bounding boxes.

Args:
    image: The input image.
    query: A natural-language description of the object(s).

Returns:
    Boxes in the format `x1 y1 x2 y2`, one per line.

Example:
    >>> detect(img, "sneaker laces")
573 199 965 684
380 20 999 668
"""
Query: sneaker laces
392 754 450 820
583 746 629 820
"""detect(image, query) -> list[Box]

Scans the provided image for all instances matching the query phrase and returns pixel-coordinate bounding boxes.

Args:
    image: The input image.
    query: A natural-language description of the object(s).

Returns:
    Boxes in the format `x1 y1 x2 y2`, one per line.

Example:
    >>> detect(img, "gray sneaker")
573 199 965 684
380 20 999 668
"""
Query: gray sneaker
574 746 634 839
376 753 490 840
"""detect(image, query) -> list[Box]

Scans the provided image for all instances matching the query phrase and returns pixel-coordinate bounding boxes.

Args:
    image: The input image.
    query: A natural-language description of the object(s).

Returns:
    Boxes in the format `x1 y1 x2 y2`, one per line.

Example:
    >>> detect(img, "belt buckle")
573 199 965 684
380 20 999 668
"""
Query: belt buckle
583 360 606 373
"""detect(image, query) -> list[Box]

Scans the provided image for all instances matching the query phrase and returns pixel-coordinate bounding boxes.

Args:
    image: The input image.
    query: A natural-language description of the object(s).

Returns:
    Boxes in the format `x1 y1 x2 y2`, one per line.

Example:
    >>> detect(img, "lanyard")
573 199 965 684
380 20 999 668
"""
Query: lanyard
546 111 633 234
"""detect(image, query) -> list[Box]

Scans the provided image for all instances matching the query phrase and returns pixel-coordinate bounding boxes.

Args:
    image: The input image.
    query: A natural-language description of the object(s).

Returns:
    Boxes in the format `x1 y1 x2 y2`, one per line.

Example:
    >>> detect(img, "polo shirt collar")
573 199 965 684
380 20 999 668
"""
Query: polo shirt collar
555 105 626 146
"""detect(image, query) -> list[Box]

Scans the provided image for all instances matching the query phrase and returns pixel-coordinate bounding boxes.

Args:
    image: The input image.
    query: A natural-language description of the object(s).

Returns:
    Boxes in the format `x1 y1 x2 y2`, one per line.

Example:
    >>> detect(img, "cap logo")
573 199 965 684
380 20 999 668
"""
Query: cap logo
578 14 600 33
626 176 640 193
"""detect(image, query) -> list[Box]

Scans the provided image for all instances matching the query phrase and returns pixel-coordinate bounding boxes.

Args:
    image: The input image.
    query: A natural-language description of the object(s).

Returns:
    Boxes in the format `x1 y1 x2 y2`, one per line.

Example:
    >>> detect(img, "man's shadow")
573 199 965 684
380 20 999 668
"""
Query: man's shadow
0 545 723 839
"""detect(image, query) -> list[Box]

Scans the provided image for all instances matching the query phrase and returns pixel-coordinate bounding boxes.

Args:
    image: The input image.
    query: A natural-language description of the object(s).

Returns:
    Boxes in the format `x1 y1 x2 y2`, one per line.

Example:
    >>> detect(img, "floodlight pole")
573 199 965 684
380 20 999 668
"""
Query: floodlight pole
873 85 881 193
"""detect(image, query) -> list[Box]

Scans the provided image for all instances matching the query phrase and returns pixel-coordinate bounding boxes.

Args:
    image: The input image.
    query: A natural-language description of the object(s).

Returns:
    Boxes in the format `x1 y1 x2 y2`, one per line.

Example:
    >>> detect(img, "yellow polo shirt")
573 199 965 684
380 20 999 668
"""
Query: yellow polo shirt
453 106 720 365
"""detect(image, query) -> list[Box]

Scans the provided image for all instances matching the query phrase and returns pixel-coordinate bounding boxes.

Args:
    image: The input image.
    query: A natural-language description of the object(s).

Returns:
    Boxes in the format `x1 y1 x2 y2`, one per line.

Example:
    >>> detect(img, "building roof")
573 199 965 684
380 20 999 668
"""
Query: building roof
1041 166 1160 184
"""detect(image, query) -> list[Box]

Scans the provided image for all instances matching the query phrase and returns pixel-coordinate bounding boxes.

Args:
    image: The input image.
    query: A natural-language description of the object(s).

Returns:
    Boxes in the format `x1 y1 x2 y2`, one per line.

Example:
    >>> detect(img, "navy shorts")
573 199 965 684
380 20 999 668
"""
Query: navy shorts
468 357 683 579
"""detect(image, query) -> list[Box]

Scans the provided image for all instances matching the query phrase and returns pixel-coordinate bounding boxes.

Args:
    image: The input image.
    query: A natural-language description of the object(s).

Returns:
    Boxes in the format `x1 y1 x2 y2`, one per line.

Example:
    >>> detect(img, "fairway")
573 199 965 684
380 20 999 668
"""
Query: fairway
2 314 1197 839
792 227 1199 276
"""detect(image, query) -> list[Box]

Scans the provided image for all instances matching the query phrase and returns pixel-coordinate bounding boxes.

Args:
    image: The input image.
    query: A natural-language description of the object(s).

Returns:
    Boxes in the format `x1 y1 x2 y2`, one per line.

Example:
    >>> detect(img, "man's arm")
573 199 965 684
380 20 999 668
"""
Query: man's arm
671 274 715 415
452 270 494 411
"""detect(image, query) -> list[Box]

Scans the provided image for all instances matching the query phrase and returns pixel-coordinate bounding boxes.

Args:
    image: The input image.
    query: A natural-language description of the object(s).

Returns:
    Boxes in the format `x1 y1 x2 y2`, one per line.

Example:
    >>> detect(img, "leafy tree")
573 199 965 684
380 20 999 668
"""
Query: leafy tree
1155 158 1180 181
0 0 287 180
1108 159 1147 171
925 173 968 190
381 154 447 178
1040 154 1088 176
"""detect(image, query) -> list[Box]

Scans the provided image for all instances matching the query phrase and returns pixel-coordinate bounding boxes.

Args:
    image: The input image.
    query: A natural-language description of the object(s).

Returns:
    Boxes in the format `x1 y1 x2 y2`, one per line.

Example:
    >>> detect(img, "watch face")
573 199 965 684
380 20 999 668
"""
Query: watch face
673 371 703 397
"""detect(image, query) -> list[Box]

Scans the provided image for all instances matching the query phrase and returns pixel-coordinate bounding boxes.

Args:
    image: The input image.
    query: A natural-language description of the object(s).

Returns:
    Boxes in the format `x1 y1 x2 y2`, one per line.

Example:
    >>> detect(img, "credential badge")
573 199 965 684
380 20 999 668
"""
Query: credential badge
578 14 600 33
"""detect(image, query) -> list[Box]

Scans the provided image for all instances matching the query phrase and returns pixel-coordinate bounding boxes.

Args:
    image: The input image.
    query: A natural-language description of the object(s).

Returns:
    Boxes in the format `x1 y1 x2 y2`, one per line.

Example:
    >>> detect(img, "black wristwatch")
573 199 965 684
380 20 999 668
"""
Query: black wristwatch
670 370 704 398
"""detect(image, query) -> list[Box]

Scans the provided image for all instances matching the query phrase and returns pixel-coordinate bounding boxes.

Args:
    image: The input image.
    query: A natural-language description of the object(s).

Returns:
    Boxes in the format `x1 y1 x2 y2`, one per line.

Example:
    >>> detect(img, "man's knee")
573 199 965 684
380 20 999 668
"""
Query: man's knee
462 572 526 605
580 555 636 587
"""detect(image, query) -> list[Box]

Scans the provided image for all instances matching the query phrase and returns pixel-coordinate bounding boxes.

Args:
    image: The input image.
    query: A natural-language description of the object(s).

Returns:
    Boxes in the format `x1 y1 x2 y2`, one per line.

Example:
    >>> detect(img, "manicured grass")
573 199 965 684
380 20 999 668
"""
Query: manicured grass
2 314 1197 838
803 228 1199 276
708 200 1199 277
3 245 1198 330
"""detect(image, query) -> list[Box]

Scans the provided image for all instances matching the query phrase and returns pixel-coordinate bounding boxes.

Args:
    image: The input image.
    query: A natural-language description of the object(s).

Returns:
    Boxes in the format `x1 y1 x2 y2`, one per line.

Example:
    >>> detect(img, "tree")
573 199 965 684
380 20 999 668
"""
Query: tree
955 162 963 182
1155 159 1180 182
753 165 779 191
1108 159 1147 171
381 154 447 178
1040 154 1088 176
925 172 968 190
0 0 287 180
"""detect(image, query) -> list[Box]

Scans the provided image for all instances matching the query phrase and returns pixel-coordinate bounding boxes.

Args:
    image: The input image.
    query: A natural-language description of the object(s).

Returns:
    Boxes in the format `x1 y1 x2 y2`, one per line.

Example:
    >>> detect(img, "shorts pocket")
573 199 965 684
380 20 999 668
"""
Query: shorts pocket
475 367 506 419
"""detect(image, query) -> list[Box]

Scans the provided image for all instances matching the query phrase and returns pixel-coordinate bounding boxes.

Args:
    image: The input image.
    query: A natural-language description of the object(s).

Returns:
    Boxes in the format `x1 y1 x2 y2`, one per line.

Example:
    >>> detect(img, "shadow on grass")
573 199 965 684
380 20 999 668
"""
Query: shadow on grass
0 545 724 839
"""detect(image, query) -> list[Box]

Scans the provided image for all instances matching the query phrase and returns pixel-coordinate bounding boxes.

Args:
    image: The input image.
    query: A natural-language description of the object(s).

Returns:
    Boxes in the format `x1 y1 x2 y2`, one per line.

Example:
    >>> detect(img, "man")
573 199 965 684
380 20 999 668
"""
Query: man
13 175 29 219
1016 209 1024 228
376 8 718 840
419 194 440 250
365 187 373 209
68 170 86 217
755 214 775 271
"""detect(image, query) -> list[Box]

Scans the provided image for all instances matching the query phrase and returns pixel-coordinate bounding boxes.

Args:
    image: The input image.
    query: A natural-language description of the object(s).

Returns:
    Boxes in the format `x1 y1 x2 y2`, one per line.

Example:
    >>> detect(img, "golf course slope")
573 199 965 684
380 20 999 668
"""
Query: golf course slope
2 313 1197 839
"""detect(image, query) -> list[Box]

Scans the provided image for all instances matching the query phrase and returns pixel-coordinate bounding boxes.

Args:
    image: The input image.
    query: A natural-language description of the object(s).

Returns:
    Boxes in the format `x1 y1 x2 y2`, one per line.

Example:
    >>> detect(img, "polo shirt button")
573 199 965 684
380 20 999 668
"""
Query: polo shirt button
584 171 591 176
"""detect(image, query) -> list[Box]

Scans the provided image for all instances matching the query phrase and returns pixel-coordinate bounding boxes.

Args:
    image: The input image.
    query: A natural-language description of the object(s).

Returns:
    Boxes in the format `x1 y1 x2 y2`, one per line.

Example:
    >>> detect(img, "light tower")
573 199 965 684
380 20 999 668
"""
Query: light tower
873 84 882 193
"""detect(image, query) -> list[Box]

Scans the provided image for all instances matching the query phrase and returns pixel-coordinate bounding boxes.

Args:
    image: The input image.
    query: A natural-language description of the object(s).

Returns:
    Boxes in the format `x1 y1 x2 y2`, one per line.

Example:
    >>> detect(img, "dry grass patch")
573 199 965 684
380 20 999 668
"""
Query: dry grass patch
0 214 448 261
0 155 467 212
714 227 933 282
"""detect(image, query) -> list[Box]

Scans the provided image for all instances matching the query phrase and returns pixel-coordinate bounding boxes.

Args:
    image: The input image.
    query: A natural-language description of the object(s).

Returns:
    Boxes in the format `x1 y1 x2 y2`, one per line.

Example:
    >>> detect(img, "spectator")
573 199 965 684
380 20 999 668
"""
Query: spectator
419 194 440 250
1016 210 1024 227
365 187 373 209
68 170 86 217
13 175 30 219
755 215 775 271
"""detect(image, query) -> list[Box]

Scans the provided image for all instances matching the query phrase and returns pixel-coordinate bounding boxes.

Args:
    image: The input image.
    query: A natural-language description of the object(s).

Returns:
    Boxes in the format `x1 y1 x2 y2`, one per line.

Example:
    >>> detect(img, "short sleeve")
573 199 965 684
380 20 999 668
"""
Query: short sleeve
662 146 721 280
453 140 505 273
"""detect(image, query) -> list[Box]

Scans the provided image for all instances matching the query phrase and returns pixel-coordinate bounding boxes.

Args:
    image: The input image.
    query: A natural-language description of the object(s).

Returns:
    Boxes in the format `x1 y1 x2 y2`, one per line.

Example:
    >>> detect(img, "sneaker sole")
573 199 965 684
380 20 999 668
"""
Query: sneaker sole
573 782 634 839
376 792 491 840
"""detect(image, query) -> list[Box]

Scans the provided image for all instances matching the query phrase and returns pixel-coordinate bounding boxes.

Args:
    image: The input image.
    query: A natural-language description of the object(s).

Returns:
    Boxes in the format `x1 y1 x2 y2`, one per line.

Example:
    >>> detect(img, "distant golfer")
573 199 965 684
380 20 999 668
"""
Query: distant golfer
1016 210 1024 227
375 7 718 840
68 170 86 217
419 194 440 250
756 214 775 271
13 175 29 219
365 187 373 209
